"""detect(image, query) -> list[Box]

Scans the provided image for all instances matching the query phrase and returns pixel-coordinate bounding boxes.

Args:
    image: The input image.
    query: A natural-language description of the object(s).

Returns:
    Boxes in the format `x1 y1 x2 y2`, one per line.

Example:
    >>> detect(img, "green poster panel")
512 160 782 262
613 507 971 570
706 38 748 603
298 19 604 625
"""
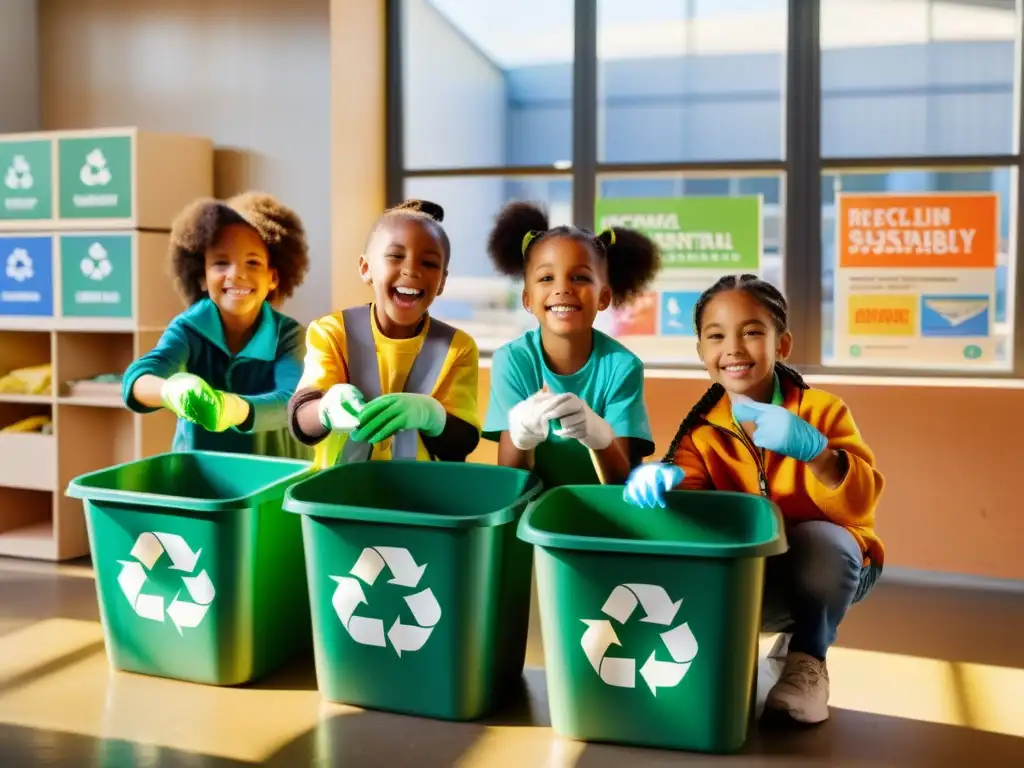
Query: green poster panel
58 135 133 220
0 139 53 221
60 234 133 318
595 197 762 270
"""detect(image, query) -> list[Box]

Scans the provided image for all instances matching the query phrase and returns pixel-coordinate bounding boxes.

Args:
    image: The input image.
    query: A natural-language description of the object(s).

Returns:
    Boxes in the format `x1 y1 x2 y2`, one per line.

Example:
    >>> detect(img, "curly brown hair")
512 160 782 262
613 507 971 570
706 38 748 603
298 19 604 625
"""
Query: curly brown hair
169 191 310 305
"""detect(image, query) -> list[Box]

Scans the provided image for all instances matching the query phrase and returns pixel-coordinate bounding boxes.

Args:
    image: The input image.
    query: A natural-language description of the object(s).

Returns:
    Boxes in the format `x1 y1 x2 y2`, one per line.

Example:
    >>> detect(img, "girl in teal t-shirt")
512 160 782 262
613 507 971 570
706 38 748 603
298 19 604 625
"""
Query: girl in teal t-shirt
482 202 660 488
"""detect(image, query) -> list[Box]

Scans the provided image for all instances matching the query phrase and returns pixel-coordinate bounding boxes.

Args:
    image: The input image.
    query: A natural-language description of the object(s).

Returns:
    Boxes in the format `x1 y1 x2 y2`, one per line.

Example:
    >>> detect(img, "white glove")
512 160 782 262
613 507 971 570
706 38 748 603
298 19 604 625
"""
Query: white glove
548 394 615 451
507 389 566 451
318 384 366 432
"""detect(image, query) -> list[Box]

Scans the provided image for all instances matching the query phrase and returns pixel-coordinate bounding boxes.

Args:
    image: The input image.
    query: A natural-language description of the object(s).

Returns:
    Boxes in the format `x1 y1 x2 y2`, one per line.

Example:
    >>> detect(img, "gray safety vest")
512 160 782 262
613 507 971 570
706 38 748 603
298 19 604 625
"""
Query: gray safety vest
337 304 456 463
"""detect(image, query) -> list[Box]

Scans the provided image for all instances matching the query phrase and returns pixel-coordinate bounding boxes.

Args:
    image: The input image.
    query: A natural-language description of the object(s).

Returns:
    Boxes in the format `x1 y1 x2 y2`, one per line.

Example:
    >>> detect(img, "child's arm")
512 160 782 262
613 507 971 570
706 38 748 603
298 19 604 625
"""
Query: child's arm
805 401 884 527
420 339 480 461
624 433 711 508
287 321 347 446
676 435 713 489
351 334 482 461
484 346 539 470
122 322 191 412
232 319 305 434
591 357 656 484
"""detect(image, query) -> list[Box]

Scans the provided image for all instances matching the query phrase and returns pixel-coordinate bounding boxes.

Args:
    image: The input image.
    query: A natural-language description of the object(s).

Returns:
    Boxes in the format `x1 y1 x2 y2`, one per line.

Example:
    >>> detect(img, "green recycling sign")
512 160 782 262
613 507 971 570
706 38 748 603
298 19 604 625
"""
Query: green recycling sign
595 196 762 271
0 139 53 221
60 234 133 318
58 135 133 220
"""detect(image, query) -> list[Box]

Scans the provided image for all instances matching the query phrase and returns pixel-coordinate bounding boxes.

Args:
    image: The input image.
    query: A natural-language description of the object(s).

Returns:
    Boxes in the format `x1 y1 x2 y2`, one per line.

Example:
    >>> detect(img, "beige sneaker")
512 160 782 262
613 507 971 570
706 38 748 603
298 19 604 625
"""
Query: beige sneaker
764 652 830 724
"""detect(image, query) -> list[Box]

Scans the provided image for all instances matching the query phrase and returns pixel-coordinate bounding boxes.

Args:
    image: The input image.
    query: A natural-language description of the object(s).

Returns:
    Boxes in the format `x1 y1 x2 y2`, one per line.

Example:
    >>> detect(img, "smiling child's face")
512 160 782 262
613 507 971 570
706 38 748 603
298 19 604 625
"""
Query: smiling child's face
201 222 278 322
696 289 792 401
360 216 448 338
522 236 612 340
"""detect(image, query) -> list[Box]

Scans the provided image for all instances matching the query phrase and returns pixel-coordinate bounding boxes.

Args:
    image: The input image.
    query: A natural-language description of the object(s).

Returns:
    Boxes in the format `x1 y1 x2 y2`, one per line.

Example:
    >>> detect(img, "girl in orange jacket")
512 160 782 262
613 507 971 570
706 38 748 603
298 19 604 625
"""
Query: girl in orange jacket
624 273 884 726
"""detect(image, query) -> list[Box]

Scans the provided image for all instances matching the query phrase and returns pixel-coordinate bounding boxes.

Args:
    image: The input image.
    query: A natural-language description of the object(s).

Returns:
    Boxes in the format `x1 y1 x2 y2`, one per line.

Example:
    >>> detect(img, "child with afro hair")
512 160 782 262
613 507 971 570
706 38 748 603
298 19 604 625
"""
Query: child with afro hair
122 191 312 458
482 201 661 488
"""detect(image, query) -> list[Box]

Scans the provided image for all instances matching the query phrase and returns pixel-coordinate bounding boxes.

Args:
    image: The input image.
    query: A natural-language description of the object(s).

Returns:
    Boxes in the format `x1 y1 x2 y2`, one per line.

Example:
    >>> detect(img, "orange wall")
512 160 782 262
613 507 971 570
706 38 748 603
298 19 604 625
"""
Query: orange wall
468 369 1024 583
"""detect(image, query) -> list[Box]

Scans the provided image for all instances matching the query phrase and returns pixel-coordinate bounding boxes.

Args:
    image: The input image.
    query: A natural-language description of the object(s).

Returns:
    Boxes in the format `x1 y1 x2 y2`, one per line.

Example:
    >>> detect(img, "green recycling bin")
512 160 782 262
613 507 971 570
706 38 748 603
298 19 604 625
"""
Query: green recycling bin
283 459 542 721
66 450 312 686
518 486 787 754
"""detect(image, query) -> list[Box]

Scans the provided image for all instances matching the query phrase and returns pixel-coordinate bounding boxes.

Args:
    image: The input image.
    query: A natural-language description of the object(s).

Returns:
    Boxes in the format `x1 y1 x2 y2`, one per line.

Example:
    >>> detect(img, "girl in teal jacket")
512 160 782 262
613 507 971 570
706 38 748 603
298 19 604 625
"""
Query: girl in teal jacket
122 192 311 459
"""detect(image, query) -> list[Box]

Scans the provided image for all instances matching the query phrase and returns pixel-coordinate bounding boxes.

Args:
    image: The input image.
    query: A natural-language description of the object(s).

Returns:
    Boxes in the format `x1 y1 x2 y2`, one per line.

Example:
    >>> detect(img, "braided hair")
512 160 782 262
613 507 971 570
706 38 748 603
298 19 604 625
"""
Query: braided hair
486 201 660 307
661 274 810 463
366 199 451 265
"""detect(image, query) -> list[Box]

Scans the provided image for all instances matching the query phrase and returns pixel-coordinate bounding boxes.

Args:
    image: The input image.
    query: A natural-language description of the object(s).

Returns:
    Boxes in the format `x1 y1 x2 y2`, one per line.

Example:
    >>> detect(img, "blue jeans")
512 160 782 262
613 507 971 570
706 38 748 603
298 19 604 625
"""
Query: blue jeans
761 520 881 660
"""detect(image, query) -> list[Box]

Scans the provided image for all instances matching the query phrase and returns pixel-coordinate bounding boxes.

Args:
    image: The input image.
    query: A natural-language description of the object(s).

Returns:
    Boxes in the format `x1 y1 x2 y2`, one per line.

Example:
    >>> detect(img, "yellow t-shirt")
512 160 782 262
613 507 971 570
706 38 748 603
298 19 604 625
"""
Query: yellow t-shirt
298 305 480 468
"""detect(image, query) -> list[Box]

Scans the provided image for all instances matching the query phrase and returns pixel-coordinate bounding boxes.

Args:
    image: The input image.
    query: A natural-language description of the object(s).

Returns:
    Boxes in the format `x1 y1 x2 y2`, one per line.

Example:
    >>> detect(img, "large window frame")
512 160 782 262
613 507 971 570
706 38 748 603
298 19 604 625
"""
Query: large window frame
386 0 1024 379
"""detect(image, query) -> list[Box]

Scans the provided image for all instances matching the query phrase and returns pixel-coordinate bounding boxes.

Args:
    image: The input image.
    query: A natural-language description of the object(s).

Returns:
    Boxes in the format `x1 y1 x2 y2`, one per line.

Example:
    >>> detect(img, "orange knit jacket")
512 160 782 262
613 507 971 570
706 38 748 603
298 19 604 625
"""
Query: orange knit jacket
673 381 885 566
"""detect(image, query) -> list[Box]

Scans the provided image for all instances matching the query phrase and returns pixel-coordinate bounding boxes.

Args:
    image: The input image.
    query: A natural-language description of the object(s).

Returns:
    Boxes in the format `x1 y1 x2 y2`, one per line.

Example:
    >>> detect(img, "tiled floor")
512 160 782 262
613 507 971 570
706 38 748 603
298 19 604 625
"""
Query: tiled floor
1 557 1023 767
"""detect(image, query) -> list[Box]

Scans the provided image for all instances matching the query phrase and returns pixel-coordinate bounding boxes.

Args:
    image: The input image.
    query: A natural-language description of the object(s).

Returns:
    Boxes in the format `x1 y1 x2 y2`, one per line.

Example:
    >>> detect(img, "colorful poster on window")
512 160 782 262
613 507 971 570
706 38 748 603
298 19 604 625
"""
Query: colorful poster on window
595 196 763 363
832 193 999 368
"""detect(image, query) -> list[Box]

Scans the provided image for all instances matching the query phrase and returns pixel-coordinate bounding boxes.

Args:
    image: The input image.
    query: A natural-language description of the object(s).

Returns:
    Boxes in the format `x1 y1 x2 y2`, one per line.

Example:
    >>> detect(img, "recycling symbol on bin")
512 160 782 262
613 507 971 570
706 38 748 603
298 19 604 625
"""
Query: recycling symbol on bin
330 546 441 657
116 532 216 635
581 583 698 695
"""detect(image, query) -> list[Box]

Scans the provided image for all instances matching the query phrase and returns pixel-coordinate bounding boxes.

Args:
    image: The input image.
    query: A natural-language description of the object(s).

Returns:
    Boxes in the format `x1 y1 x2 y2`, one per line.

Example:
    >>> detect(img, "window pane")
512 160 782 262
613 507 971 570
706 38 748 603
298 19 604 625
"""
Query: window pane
597 0 787 163
402 0 573 170
597 173 785 364
821 168 1015 370
403 175 572 350
821 0 1019 157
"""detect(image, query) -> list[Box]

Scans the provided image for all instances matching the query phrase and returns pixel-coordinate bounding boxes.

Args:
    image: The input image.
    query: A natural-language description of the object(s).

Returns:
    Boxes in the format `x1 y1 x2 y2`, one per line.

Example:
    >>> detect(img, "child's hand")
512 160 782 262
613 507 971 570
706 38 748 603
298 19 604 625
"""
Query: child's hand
623 463 685 508
319 384 366 432
548 394 615 450
731 394 827 462
160 373 249 432
507 388 566 450
352 393 446 444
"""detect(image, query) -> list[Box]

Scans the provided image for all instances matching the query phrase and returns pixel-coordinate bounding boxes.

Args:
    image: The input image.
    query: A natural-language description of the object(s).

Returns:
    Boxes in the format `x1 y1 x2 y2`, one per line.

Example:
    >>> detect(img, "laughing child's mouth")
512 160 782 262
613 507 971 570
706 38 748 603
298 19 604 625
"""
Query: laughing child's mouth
392 286 425 305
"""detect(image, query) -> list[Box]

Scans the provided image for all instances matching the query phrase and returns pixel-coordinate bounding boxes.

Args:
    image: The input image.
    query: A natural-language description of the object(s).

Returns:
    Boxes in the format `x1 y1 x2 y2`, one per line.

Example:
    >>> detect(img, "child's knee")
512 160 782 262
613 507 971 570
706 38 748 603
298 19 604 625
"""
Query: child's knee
787 521 863 603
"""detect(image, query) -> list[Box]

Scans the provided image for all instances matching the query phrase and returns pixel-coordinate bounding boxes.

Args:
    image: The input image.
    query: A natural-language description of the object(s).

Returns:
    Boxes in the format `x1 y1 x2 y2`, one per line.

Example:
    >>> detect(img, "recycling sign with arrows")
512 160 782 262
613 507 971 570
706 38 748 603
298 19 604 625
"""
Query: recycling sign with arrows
58 135 132 219
117 531 216 635
330 546 441 657
581 583 698 696
0 139 51 220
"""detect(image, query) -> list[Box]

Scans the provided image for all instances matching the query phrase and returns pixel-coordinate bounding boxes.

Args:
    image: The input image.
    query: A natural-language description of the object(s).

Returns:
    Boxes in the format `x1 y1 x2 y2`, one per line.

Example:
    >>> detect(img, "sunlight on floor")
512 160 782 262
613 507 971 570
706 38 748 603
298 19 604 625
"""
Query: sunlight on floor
0 621 1020 764
759 635 1024 739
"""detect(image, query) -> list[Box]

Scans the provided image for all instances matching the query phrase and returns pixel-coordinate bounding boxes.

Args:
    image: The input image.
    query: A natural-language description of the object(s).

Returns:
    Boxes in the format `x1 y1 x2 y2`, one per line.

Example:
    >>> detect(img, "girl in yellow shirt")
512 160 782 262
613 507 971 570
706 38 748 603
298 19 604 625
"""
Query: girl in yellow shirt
287 200 479 468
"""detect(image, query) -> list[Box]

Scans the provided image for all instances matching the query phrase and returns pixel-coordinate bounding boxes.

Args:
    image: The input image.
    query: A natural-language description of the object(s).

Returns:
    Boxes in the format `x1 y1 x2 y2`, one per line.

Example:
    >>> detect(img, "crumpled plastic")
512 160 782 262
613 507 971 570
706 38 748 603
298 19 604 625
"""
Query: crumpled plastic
0 363 52 396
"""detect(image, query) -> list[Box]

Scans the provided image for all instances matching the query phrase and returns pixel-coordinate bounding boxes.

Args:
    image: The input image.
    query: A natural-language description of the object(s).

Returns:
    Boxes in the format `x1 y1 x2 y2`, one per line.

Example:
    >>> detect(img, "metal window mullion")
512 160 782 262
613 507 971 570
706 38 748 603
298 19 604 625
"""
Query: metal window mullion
385 0 404 206
1013 2 1024 376
572 0 598 230
784 0 822 367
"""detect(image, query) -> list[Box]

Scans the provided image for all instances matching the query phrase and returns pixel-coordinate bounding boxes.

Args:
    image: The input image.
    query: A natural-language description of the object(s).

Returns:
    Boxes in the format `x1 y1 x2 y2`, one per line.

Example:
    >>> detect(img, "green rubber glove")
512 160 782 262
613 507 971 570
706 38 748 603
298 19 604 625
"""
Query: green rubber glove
318 383 366 432
351 393 446 445
159 372 250 432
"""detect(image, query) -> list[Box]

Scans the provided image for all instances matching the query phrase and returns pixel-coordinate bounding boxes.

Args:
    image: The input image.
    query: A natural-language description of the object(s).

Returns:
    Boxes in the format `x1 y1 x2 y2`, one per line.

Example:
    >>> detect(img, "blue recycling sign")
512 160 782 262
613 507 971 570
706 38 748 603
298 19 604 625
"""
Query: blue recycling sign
0 235 53 316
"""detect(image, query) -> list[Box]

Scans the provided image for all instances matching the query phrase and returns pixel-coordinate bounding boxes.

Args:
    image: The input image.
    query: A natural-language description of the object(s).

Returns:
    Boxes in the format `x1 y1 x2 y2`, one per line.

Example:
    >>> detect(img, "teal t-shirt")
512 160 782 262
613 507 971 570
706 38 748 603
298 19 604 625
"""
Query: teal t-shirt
483 328 654 487
122 298 312 460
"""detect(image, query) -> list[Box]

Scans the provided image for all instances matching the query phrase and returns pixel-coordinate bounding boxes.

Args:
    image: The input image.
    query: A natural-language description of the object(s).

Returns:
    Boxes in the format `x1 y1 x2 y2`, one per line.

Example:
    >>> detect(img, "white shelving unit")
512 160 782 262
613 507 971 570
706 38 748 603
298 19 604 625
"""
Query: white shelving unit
0 127 213 560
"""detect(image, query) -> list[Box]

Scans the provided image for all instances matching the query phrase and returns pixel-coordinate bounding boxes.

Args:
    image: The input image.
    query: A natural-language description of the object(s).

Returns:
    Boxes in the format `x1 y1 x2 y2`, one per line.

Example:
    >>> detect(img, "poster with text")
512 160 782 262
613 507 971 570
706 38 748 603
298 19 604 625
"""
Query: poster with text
595 196 763 363
832 192 999 369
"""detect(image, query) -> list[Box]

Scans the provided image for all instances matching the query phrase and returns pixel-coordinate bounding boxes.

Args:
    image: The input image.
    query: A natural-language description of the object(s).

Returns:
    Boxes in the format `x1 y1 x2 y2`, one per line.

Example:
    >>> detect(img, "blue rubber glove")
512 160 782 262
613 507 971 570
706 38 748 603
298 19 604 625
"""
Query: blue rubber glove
731 394 828 462
623 463 686 509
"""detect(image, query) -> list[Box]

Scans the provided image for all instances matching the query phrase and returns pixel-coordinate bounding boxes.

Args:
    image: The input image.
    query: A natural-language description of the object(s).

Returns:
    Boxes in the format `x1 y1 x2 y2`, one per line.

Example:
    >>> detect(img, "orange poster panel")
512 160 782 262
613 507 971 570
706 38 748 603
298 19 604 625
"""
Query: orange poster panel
611 291 657 336
837 193 998 269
